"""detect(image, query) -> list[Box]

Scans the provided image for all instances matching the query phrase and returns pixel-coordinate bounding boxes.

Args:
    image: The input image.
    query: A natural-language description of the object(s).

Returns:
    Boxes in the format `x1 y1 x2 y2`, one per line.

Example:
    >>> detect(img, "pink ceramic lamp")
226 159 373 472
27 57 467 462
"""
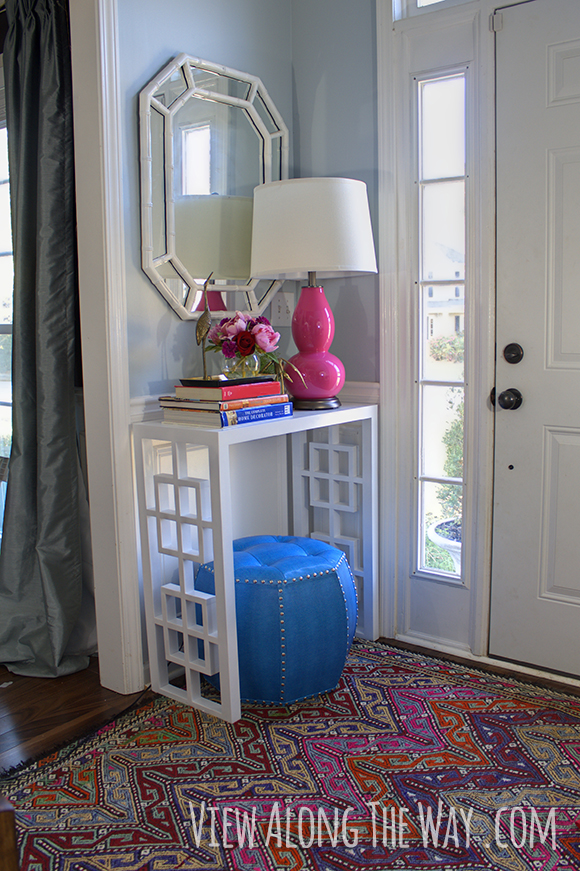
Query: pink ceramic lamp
250 178 377 409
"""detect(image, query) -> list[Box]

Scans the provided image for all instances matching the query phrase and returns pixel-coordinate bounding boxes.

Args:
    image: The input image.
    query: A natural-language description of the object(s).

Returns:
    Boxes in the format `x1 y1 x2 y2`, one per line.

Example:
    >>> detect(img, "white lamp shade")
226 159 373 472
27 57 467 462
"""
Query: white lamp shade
250 177 377 281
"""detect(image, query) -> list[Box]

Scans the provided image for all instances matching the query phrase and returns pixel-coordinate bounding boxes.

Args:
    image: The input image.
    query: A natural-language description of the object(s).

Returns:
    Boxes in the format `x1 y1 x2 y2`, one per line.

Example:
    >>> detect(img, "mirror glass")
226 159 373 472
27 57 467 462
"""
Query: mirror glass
140 55 289 319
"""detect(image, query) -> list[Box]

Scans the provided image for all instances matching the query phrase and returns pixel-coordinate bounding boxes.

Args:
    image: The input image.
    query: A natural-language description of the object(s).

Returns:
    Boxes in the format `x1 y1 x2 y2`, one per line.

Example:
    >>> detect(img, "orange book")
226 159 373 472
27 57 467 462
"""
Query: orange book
159 393 289 412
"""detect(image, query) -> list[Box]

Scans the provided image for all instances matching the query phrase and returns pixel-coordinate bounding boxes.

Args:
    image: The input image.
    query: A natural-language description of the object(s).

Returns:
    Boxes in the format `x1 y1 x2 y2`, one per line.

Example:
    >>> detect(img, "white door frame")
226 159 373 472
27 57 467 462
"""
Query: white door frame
69 0 144 693
377 0 499 656
377 0 580 689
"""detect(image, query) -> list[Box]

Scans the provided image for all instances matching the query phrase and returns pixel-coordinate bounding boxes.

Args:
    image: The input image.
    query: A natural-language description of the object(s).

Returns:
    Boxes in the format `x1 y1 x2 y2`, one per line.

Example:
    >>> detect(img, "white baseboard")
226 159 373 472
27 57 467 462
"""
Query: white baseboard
339 381 380 405
130 395 163 422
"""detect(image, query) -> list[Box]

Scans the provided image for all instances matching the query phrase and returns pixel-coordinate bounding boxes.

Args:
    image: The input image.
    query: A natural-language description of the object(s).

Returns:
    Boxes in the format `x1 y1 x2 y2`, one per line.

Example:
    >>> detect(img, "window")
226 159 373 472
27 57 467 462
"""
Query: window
182 124 211 196
393 0 473 20
416 72 466 578
0 58 11 538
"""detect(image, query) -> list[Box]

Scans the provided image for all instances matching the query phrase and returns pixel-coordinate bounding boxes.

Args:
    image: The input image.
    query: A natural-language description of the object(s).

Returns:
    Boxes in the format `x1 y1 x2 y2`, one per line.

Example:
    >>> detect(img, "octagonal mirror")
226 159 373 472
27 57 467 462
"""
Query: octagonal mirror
139 54 289 319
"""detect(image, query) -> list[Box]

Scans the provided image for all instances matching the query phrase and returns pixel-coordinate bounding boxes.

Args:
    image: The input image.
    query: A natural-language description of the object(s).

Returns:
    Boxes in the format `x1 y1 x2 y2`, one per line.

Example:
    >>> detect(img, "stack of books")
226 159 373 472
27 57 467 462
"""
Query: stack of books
158 376 293 428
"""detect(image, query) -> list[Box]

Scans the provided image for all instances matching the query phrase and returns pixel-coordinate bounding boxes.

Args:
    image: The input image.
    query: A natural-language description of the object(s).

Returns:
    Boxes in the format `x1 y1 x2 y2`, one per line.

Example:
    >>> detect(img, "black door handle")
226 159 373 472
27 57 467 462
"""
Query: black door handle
497 388 523 410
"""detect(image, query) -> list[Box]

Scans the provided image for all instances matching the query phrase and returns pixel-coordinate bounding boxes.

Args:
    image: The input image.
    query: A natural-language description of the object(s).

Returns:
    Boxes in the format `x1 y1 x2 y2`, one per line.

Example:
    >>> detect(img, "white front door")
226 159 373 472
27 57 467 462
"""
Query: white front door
489 0 580 674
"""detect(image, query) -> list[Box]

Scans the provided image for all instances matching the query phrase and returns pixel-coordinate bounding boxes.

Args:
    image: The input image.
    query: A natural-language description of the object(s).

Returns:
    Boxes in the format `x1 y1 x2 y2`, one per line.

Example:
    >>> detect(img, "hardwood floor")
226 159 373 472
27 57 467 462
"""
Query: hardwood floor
0 656 155 773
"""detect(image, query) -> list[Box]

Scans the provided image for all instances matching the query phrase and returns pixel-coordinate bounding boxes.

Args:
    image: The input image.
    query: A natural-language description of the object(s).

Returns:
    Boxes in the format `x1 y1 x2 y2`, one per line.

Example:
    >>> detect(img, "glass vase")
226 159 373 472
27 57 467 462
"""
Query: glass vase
221 353 261 379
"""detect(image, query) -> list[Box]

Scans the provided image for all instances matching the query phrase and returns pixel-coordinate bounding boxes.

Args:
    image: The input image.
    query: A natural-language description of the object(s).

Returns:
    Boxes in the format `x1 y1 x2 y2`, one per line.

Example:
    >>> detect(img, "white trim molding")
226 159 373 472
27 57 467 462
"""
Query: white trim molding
70 0 145 694
377 0 399 642
338 381 380 405
377 0 496 655
130 395 163 423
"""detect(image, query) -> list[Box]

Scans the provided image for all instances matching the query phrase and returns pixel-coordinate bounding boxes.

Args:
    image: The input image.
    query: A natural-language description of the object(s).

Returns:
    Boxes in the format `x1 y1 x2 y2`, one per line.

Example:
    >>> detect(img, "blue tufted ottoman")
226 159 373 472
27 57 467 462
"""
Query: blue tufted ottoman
195 535 358 704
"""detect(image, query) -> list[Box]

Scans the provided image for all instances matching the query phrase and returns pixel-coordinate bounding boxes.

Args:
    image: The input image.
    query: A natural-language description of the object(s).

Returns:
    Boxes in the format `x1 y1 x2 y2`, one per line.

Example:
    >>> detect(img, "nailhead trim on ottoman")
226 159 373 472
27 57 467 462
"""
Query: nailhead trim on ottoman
195 535 358 704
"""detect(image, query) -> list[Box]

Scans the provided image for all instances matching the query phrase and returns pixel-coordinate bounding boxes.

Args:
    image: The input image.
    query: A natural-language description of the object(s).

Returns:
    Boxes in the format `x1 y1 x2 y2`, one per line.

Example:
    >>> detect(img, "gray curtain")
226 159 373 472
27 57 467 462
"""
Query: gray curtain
0 0 96 676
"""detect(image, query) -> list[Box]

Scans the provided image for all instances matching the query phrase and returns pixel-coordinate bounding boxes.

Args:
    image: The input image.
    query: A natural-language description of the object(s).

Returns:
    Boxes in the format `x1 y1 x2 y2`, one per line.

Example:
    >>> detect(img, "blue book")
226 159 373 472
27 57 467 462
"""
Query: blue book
162 401 294 428
220 402 293 427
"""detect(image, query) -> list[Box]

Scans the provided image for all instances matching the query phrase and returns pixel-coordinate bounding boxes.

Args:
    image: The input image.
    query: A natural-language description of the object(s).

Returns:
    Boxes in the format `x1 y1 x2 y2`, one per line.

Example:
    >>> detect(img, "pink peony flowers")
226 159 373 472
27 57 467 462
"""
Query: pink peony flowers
253 322 280 353
207 312 280 361
205 309 304 388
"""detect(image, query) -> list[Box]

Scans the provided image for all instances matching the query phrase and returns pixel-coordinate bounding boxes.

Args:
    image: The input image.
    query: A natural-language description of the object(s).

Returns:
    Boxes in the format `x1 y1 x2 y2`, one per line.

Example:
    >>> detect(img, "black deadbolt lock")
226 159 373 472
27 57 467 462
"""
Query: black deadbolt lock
503 343 524 364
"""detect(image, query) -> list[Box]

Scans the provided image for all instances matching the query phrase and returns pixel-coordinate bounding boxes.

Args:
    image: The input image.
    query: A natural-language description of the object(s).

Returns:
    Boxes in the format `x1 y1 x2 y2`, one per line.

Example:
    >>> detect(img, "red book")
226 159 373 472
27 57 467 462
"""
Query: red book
175 380 282 401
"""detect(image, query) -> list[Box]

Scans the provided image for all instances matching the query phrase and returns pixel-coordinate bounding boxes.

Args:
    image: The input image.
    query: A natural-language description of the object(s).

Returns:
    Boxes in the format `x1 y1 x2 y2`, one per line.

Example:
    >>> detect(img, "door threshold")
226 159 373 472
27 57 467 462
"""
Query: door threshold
387 634 580 697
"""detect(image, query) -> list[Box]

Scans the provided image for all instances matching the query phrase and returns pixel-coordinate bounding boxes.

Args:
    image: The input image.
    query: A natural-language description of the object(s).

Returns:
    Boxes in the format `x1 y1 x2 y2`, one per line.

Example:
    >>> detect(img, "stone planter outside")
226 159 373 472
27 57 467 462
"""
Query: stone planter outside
427 518 462 573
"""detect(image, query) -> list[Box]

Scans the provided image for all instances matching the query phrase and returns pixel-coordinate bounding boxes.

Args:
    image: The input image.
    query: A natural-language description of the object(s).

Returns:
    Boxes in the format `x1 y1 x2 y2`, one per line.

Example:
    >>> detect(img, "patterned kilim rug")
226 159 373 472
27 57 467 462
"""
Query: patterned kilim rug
3 639 580 870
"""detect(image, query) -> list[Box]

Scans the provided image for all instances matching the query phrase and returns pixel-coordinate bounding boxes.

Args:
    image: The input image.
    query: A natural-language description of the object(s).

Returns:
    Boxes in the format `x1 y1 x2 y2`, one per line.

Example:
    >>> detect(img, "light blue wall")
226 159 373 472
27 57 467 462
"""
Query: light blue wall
118 0 294 398
119 0 379 397
291 0 380 383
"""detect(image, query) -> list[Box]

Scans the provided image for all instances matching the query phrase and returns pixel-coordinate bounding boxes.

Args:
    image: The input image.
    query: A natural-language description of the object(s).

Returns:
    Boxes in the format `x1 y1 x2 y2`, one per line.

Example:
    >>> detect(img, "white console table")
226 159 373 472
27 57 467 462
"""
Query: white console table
133 403 378 723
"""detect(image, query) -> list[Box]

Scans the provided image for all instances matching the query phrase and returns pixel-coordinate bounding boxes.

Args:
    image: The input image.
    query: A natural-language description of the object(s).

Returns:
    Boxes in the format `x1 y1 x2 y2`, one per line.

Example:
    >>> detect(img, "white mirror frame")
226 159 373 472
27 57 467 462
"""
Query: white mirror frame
139 53 289 320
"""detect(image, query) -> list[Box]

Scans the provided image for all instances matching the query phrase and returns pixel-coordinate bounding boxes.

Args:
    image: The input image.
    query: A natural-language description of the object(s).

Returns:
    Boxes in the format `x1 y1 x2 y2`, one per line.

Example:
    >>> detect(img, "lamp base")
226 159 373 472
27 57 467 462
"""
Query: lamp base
284 285 345 410
292 396 341 411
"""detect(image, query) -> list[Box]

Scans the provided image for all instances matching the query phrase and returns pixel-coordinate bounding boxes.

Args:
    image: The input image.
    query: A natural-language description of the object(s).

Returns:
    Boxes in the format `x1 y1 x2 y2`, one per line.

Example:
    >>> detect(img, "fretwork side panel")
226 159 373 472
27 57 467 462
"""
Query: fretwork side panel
135 436 232 718
291 419 378 640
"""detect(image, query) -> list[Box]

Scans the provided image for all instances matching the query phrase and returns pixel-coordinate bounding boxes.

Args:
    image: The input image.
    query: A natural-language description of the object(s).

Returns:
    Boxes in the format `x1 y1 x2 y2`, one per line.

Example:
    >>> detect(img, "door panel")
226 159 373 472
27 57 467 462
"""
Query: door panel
489 0 580 674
